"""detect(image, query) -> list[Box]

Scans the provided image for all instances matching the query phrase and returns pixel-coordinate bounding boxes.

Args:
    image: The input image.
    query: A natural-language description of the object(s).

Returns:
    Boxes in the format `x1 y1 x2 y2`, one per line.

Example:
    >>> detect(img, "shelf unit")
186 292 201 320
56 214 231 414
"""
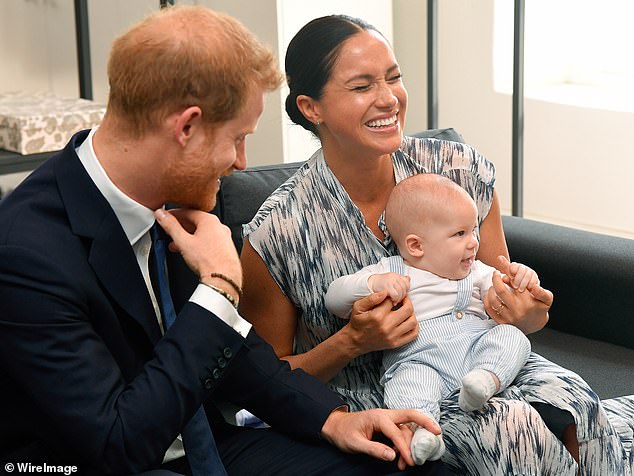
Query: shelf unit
0 149 57 176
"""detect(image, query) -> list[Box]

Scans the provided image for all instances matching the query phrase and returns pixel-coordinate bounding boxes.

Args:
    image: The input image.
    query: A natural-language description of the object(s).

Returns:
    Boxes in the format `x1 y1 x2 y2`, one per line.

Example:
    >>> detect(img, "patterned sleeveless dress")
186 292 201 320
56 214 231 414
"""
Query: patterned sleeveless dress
244 136 632 475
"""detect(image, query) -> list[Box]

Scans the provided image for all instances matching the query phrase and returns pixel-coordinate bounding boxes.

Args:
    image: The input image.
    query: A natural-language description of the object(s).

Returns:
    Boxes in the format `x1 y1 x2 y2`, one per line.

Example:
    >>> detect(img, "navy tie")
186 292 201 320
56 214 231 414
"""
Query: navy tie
150 224 227 476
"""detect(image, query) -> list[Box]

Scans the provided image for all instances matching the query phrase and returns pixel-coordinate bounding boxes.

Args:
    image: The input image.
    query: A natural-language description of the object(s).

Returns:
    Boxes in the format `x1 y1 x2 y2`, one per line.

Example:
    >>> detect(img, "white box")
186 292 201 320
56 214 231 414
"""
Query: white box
0 91 105 155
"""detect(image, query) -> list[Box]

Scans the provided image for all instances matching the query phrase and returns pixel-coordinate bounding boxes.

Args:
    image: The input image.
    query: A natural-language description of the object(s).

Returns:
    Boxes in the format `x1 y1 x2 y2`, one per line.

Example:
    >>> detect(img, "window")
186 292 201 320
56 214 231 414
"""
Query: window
494 0 634 113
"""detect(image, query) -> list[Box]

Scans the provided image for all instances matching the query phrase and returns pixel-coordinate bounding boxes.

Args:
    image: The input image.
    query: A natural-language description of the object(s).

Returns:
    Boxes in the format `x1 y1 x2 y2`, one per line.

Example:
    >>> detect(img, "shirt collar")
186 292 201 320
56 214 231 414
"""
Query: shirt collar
76 128 155 246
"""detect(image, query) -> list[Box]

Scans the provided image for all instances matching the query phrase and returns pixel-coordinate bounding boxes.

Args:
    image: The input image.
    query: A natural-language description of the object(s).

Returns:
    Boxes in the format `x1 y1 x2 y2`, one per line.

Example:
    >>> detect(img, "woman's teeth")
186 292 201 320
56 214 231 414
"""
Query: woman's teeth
367 115 397 128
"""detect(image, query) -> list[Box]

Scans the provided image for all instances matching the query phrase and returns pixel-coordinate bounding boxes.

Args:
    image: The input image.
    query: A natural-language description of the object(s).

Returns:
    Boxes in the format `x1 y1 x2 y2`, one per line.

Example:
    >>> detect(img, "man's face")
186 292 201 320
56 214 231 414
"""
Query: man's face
166 87 265 211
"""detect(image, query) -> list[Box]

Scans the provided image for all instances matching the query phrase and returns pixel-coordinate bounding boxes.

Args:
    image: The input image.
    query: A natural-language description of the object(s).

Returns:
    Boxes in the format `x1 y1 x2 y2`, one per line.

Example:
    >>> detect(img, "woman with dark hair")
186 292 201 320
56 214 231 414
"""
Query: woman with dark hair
240 14 630 475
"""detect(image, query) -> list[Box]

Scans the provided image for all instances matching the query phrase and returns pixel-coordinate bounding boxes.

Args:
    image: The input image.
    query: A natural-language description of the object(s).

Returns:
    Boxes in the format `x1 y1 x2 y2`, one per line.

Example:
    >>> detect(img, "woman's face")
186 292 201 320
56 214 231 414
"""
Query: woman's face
315 30 408 160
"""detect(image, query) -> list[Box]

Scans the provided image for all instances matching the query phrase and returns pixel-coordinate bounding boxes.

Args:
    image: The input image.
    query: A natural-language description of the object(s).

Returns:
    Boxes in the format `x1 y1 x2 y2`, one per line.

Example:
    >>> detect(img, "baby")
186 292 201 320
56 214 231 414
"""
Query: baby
326 173 542 465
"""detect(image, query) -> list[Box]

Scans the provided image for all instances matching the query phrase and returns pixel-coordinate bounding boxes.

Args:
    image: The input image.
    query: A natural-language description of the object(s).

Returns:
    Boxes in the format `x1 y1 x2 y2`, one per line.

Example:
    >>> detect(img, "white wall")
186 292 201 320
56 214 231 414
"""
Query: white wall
1 0 633 238
0 0 158 101
201 0 285 168
392 0 428 136
0 0 78 97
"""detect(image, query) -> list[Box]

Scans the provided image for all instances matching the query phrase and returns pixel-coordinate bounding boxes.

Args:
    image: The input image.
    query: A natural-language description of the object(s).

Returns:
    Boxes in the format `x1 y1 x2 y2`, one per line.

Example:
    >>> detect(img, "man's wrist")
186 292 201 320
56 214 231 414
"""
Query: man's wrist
320 405 349 442
199 280 239 308
200 272 243 297
189 285 252 337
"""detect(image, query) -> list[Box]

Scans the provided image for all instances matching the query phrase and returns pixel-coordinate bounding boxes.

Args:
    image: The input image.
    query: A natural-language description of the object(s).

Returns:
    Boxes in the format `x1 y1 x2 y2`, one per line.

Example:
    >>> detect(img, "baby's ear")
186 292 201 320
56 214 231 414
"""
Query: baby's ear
405 234 424 257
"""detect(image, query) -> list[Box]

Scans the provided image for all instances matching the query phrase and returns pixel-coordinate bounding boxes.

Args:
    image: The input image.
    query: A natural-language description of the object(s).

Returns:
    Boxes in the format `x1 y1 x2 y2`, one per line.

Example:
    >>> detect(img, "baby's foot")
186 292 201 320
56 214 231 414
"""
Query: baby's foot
459 368 499 412
411 427 445 465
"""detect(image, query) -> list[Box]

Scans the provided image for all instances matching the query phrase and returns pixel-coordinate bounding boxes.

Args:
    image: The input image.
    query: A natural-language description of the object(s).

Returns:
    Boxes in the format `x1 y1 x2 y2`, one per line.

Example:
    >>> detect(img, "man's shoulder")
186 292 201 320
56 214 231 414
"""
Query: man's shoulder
0 161 59 237
0 152 86 257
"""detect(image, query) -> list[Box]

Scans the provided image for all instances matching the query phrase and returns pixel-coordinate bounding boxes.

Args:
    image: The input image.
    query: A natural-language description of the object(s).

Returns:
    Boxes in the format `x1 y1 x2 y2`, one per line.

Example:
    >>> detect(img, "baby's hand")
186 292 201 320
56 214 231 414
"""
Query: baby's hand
498 256 540 292
368 273 410 305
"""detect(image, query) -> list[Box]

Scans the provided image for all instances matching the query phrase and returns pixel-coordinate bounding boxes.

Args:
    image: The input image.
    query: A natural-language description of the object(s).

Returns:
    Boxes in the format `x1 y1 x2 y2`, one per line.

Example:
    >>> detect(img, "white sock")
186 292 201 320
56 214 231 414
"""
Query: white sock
411 426 445 465
459 368 499 412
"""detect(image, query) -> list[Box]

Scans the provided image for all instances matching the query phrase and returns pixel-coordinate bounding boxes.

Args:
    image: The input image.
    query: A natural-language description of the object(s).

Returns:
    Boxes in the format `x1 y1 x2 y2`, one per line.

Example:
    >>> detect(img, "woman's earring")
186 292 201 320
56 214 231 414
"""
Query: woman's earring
316 121 321 127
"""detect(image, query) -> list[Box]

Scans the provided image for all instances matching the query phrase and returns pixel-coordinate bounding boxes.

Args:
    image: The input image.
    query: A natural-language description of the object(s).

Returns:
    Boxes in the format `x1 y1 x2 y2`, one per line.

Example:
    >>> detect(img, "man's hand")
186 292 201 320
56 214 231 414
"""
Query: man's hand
320 408 441 469
368 272 410 305
154 208 242 293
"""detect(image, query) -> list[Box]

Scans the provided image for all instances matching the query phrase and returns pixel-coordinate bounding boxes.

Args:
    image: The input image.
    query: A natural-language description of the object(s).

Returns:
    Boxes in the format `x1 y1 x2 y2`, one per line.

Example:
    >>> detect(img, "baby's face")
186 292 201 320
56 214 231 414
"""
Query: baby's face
415 195 479 280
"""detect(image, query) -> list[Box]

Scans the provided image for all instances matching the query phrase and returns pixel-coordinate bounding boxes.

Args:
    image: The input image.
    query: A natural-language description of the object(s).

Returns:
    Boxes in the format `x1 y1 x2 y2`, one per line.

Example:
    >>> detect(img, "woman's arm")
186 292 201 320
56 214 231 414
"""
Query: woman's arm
476 190 509 265
477 190 553 334
240 238 418 382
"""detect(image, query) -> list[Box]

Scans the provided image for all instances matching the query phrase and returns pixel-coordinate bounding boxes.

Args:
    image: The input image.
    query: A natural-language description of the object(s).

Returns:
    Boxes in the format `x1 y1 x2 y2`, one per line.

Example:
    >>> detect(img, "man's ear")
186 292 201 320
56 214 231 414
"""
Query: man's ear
296 95 321 126
173 106 203 147
405 234 424 258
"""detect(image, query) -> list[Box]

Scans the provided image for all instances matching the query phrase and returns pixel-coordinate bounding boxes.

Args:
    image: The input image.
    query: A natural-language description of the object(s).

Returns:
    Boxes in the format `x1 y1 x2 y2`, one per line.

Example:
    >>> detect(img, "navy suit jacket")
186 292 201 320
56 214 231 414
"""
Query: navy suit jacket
0 131 343 474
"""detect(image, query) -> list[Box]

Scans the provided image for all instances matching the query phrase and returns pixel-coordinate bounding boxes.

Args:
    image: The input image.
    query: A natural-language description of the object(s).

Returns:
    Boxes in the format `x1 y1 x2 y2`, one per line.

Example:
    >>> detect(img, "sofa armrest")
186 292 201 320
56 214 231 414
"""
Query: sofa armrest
502 215 634 350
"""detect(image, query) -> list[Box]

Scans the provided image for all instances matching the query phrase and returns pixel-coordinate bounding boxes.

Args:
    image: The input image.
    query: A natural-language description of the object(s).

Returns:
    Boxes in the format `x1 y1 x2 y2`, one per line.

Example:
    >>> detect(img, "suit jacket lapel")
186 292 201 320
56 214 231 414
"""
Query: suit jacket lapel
55 131 162 345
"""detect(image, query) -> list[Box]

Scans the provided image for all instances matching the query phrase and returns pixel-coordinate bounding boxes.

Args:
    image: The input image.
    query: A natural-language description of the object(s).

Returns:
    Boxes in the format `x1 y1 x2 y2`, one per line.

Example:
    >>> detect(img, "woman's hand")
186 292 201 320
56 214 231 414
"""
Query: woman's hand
241 240 417 382
484 257 554 334
477 198 553 335
344 293 419 355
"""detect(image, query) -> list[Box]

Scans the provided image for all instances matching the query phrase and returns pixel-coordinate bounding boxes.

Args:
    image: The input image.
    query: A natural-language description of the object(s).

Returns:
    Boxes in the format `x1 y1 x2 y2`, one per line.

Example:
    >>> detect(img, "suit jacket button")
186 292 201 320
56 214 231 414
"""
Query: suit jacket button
223 348 233 359
217 357 227 368
212 368 222 379
203 378 213 389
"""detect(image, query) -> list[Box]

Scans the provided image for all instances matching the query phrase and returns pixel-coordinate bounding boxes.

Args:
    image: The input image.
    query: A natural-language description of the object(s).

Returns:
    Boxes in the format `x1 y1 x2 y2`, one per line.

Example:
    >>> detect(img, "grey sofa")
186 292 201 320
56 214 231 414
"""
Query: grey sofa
504 216 634 399
210 128 634 401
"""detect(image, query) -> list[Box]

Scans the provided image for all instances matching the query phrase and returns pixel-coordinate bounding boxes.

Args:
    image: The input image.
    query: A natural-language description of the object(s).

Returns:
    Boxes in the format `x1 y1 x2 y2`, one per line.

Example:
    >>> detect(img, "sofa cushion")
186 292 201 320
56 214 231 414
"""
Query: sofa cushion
529 327 634 399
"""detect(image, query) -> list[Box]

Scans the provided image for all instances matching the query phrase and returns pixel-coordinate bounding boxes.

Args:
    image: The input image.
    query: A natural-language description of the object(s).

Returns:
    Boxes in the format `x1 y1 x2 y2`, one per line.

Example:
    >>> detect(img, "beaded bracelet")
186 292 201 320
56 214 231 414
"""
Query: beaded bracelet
201 272 243 297
200 282 239 309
